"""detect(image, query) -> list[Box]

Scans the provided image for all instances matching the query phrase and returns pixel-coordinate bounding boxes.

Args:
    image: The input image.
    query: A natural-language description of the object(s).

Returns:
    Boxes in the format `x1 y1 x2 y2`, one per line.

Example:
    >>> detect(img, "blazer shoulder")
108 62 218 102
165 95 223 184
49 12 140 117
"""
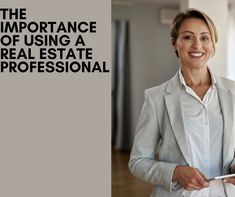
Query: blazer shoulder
145 73 179 98
145 80 168 99
218 76 235 94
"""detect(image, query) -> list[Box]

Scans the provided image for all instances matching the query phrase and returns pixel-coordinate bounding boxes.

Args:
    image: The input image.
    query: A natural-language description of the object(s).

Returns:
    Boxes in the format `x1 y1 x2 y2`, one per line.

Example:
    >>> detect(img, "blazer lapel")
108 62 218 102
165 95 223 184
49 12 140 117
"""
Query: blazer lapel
164 73 192 166
216 78 234 168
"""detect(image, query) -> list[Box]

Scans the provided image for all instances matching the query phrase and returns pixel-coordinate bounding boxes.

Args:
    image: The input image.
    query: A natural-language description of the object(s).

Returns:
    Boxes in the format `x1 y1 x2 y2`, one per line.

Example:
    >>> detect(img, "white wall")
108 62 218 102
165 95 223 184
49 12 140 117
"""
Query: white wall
112 3 179 144
228 3 235 80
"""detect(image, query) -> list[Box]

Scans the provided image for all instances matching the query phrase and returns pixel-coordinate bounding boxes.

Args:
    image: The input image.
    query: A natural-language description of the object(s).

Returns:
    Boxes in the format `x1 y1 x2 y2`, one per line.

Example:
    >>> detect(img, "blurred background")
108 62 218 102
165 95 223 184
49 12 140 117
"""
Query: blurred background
111 0 235 196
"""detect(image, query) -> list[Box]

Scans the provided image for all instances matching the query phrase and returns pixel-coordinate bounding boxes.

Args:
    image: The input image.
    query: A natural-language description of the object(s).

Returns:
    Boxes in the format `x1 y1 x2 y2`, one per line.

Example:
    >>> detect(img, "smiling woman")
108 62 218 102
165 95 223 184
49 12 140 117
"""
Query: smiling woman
129 8 235 197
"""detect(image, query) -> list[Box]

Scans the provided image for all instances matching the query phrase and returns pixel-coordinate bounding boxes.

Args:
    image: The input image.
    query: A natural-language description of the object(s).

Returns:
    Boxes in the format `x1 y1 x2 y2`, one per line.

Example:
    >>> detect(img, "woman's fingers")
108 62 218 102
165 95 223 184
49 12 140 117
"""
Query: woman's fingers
197 170 210 187
223 177 235 184
173 166 210 191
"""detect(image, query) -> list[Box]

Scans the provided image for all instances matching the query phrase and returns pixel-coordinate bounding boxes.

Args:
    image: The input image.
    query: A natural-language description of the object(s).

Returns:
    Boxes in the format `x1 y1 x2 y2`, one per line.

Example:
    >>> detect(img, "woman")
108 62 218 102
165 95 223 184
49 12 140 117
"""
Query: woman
129 8 235 197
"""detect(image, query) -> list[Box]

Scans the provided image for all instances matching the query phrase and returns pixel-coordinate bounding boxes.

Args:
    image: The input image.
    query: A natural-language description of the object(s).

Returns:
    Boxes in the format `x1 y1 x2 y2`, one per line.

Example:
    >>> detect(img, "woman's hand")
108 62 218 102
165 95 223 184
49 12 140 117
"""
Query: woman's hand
173 165 210 191
223 177 235 184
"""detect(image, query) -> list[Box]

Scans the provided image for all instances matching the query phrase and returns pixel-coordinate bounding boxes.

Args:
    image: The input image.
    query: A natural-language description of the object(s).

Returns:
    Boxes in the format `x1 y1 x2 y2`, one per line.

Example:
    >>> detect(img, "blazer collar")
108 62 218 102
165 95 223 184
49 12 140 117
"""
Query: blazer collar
166 72 182 94
164 73 192 166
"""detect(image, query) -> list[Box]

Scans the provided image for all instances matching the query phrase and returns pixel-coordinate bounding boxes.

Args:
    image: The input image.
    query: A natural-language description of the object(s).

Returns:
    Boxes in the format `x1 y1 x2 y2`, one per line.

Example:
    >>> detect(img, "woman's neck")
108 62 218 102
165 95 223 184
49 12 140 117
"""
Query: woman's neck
181 66 212 87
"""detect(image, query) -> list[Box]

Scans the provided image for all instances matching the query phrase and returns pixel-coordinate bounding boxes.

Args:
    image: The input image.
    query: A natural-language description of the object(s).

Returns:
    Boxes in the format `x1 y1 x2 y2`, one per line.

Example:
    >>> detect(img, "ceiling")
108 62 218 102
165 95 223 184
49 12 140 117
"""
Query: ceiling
119 0 179 3
112 0 235 6
112 0 178 4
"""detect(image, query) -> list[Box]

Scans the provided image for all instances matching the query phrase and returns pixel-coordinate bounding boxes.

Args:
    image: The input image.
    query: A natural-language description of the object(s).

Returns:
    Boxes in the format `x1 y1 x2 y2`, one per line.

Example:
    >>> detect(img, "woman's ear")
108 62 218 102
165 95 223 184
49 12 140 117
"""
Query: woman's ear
171 38 176 48
211 48 215 57
171 39 179 57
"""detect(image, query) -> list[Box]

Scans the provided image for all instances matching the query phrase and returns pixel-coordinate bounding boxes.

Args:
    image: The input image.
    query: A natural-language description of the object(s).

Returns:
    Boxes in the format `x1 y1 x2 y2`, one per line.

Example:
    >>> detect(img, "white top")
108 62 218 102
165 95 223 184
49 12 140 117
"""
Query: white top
179 70 226 197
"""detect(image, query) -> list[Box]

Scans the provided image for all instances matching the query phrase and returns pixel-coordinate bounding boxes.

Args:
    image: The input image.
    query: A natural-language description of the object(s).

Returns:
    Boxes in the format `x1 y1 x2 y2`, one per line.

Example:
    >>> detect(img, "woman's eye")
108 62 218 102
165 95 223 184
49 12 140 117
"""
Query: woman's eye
200 36 210 41
183 35 192 40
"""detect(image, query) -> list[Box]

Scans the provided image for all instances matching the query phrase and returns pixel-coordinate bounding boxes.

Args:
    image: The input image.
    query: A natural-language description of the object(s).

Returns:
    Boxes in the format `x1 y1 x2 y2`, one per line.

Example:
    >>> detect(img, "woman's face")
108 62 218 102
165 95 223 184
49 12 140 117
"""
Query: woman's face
173 18 214 70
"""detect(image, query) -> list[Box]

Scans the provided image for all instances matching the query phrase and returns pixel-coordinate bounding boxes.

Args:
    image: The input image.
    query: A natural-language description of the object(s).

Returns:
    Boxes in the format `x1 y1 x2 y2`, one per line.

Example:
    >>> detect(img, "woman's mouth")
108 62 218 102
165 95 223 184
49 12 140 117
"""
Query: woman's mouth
189 52 204 57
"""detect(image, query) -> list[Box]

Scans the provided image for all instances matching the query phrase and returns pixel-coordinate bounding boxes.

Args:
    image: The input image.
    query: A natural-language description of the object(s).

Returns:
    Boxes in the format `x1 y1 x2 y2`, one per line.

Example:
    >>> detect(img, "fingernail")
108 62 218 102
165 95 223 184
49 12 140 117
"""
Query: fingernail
223 179 227 183
203 182 209 187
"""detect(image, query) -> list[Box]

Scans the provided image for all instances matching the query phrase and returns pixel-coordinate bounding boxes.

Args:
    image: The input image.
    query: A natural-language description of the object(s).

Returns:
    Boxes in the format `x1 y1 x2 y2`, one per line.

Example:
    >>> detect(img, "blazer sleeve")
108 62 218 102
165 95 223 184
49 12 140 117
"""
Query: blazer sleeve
228 145 235 174
230 159 235 171
128 90 178 192
229 150 235 173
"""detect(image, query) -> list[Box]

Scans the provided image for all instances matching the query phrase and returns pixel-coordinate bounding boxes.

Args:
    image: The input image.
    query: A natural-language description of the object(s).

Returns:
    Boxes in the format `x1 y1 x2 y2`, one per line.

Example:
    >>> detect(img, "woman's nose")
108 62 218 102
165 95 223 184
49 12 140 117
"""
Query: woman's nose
191 38 202 49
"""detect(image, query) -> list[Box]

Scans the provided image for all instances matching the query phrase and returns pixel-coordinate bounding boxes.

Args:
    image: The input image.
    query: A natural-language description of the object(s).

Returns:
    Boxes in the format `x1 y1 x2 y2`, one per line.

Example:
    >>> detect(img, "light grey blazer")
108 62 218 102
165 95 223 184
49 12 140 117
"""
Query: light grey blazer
129 72 235 197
